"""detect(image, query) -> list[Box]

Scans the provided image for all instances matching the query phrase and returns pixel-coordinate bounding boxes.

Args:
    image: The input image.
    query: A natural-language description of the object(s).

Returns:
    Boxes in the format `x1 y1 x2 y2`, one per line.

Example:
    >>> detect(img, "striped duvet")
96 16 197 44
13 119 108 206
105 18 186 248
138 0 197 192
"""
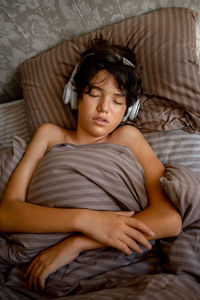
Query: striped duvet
0 143 200 299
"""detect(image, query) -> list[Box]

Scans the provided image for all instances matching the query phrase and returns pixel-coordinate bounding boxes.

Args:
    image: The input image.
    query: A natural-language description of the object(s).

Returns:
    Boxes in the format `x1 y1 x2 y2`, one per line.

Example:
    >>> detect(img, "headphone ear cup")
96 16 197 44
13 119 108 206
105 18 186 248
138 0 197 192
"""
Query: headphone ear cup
63 62 79 109
63 83 78 109
122 99 140 122
63 82 70 104
69 90 78 109
129 99 140 120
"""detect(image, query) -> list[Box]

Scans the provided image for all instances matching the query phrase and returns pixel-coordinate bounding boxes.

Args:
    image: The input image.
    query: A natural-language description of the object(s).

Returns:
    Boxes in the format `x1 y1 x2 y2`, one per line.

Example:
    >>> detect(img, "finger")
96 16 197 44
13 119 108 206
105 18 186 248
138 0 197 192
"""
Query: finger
38 271 46 290
24 257 38 277
31 265 47 292
32 268 43 293
126 228 152 250
124 238 143 254
33 268 45 293
115 240 133 255
128 218 155 238
111 233 143 255
28 264 43 291
25 257 38 277
33 275 39 293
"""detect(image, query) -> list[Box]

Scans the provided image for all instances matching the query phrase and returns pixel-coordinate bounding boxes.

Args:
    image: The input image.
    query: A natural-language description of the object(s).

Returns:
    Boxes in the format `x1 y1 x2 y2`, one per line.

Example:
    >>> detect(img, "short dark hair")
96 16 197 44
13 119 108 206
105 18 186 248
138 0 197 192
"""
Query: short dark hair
73 39 141 108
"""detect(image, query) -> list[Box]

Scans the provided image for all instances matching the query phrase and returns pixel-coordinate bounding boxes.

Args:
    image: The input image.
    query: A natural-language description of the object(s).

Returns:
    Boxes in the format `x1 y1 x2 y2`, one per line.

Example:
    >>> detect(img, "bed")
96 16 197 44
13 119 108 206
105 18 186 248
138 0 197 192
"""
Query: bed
1 1 200 299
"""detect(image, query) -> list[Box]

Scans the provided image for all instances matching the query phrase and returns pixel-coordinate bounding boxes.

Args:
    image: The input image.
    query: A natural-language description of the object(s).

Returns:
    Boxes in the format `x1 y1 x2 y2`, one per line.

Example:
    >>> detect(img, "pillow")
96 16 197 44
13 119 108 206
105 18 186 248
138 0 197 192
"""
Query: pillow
0 136 26 200
143 129 200 177
159 164 200 284
21 7 200 134
160 163 200 228
0 99 31 153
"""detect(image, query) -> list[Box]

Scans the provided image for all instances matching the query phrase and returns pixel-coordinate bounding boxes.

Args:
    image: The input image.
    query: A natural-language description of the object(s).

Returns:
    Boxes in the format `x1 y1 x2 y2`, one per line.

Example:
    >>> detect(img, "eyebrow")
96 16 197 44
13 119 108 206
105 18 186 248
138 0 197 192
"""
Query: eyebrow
91 85 126 97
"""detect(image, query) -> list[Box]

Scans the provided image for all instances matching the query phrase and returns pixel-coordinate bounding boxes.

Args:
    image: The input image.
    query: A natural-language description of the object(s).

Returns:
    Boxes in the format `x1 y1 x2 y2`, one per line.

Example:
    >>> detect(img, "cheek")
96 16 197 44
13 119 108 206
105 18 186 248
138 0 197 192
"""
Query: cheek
78 99 89 114
79 97 95 111
116 106 126 119
78 100 95 123
112 109 126 126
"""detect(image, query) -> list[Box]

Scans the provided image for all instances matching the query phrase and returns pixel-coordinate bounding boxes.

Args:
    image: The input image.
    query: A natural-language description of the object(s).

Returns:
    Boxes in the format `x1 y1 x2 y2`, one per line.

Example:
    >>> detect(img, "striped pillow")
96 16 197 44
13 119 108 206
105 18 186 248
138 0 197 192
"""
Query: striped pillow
143 130 200 177
0 99 31 153
21 7 200 134
160 163 200 227
0 136 26 200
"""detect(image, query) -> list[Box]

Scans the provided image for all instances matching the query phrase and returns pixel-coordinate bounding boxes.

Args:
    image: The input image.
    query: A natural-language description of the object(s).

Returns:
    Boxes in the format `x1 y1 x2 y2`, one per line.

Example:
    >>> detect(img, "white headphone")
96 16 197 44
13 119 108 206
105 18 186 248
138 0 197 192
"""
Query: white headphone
122 98 140 122
63 54 140 122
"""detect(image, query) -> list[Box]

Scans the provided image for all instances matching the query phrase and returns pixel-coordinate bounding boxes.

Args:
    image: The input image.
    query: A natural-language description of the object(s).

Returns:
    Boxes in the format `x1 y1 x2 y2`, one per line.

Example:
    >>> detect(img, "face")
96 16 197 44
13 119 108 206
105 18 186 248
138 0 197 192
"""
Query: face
77 69 127 141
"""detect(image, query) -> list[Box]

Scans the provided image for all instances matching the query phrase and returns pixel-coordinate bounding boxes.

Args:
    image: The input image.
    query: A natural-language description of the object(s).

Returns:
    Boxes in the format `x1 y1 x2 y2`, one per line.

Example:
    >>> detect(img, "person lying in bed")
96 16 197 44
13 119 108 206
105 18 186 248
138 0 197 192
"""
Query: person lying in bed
0 39 182 292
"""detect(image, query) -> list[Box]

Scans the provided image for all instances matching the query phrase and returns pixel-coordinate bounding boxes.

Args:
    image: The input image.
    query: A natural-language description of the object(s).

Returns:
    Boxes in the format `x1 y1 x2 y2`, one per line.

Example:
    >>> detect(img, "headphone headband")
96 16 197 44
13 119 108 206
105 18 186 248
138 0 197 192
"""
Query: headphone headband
63 53 140 121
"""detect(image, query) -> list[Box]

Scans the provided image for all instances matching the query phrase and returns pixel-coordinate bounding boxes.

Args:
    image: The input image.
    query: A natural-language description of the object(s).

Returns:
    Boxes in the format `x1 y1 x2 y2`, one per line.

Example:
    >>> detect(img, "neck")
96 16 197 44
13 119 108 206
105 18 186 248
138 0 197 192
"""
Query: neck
69 129 108 145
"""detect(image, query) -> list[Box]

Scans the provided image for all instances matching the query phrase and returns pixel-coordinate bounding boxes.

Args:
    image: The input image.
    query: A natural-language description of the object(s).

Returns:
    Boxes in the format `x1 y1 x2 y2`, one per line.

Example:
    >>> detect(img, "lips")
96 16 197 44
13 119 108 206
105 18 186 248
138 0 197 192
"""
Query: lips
93 116 108 126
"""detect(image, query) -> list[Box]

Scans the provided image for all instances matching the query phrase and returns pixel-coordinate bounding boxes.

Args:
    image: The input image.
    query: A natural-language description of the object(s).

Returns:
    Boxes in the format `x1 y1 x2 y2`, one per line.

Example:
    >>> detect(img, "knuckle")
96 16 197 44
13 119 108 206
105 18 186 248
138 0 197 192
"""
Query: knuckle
132 219 141 227
38 253 47 263
119 244 126 252
39 276 44 284
132 230 140 239
128 240 136 249
122 246 131 255
110 235 118 245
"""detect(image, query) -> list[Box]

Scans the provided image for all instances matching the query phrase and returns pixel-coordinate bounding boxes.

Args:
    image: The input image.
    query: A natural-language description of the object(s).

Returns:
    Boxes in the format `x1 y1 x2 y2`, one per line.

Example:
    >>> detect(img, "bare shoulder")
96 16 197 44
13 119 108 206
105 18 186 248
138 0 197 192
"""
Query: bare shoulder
110 125 164 173
21 123 69 165
35 123 66 139
2 123 69 203
33 123 69 150
118 124 142 137
109 125 144 146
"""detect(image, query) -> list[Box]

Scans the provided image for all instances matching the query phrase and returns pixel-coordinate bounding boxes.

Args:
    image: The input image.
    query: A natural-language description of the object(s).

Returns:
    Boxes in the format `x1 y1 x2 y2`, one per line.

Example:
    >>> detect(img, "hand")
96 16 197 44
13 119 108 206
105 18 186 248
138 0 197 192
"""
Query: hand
80 210 155 255
24 236 80 292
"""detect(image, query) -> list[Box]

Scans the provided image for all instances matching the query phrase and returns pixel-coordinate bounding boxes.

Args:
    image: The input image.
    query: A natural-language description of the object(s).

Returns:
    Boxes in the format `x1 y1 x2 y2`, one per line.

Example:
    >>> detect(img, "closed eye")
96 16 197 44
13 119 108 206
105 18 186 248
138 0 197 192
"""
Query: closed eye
89 92 100 97
113 99 123 105
88 87 101 97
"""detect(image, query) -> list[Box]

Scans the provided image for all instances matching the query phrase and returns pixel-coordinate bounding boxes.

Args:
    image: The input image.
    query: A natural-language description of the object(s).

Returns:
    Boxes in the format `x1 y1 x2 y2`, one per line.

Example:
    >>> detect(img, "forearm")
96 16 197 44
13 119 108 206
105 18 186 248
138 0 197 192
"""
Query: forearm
134 202 182 240
135 169 182 240
24 233 106 292
125 127 182 239
73 234 106 252
0 200 84 233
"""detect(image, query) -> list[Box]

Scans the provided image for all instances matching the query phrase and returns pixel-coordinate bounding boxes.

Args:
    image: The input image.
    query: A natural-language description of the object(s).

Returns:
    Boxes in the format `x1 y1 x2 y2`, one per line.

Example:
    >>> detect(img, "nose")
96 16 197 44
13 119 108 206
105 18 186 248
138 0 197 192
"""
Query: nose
96 96 110 113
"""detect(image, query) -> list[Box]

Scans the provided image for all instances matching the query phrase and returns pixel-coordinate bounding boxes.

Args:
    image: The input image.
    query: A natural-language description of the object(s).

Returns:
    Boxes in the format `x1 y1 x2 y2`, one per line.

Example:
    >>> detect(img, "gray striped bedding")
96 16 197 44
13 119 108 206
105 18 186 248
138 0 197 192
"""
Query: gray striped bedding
0 99 31 153
0 142 200 299
0 136 26 199
1 99 200 299
1 5 200 299
143 130 200 177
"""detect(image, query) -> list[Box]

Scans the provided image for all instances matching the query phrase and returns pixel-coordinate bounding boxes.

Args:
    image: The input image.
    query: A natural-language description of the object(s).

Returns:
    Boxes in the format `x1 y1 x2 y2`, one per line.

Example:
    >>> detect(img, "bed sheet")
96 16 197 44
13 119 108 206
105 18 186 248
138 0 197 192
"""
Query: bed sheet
1 99 200 299
0 139 200 299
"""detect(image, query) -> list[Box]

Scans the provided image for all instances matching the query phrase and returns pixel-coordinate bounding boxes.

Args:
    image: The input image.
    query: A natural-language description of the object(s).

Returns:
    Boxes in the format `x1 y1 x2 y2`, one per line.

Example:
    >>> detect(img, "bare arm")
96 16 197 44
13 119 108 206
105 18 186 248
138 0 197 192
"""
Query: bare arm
0 123 83 233
26 230 151 292
112 125 182 239
24 234 104 292
25 228 153 292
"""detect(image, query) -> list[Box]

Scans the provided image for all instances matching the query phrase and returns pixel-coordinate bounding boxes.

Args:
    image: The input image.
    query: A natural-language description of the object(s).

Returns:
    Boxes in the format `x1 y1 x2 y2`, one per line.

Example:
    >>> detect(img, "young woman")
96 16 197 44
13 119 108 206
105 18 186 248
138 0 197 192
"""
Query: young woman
0 40 182 292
